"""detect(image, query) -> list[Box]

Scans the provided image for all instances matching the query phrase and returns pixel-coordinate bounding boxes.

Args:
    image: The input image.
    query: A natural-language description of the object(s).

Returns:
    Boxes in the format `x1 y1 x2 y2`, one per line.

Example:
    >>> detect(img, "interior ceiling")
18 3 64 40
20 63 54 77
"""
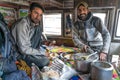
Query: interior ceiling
0 0 74 9
29 0 74 9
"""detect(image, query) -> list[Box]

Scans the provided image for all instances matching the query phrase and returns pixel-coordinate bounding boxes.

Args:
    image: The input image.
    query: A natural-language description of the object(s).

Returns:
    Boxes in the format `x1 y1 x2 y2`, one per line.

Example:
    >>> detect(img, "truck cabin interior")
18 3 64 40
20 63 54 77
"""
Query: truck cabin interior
0 0 120 80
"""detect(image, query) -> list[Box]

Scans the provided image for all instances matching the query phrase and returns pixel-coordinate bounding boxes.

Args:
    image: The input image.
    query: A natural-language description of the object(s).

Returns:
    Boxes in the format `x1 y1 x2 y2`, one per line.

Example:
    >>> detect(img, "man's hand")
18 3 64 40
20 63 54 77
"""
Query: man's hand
45 52 49 57
81 45 89 52
43 40 56 46
49 40 56 46
43 40 51 46
99 52 107 61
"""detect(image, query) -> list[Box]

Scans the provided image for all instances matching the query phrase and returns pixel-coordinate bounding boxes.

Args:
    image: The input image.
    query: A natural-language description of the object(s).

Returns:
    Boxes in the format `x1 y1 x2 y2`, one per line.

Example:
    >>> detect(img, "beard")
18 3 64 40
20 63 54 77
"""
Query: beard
29 15 41 24
32 18 40 24
78 14 87 20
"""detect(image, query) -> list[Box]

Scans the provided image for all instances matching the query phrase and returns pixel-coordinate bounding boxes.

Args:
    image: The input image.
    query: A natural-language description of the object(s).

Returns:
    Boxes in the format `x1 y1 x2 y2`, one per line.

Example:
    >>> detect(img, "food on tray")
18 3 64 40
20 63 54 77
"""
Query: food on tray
64 54 71 59
50 47 80 53
49 53 59 58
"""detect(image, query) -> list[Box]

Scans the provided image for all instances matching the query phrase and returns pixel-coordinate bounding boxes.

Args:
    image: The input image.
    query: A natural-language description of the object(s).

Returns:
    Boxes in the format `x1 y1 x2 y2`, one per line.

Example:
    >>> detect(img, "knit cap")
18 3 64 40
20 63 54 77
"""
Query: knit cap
77 1 88 8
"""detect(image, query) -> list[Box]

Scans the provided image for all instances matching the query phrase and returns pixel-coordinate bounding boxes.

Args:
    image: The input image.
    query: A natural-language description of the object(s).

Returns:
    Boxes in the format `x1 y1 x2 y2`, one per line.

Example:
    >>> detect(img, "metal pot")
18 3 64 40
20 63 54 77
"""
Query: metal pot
74 52 98 74
91 61 113 80
75 59 91 73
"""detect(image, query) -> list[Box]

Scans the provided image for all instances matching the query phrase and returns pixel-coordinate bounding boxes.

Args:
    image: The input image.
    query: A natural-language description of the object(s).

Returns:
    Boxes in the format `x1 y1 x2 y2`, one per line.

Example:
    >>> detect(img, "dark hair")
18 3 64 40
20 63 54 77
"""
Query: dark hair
30 2 45 12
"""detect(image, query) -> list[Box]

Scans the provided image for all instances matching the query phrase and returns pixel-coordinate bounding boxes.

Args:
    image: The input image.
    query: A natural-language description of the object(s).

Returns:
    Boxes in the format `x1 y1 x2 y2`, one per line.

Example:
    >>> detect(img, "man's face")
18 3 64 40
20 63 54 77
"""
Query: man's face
77 5 88 20
30 7 43 24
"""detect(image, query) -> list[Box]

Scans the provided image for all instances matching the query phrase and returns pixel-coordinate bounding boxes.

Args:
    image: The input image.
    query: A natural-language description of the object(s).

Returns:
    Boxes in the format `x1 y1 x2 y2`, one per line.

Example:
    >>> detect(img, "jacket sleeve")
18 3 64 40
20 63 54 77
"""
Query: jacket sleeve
95 18 111 53
72 24 85 48
12 21 44 56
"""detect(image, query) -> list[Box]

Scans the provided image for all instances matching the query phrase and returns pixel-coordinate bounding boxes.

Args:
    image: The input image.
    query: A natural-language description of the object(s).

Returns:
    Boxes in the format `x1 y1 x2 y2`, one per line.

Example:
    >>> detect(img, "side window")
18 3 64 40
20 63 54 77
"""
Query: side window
116 13 120 36
90 8 109 27
93 13 106 25
42 11 63 37
113 9 120 41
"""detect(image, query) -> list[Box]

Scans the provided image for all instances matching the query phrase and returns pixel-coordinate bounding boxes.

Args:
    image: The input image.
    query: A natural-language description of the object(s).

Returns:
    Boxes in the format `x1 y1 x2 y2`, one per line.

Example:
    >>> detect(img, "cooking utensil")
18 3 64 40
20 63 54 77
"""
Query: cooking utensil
74 52 98 73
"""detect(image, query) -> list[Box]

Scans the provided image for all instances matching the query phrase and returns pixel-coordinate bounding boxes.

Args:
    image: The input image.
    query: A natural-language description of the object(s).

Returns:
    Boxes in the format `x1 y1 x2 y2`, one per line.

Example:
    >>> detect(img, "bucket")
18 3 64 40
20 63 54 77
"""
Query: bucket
91 61 113 80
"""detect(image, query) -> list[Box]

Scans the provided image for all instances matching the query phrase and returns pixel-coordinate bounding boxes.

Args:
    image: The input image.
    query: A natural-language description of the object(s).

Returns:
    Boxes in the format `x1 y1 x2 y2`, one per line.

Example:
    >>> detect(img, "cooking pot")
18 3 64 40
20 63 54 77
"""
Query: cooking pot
74 52 98 74
91 61 113 80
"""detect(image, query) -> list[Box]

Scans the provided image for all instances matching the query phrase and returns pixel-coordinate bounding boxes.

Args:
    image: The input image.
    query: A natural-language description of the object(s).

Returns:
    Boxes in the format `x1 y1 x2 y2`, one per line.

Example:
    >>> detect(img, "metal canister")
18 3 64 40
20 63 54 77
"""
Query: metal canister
91 61 113 80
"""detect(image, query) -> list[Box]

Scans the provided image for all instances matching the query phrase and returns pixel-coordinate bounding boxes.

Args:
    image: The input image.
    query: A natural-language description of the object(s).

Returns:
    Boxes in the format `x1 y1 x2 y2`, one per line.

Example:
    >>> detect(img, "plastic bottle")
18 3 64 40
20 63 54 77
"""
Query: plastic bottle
31 63 42 80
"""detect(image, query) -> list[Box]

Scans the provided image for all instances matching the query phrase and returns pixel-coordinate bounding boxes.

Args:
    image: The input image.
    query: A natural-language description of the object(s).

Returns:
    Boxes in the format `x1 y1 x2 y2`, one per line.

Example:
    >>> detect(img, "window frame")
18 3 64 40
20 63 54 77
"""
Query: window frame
113 9 120 41
42 10 63 38
89 7 115 33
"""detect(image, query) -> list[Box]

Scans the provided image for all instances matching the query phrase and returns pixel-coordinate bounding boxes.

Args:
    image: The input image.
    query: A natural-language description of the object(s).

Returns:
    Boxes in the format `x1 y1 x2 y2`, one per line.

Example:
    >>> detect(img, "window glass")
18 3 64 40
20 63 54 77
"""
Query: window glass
43 13 62 36
116 12 120 36
93 13 106 25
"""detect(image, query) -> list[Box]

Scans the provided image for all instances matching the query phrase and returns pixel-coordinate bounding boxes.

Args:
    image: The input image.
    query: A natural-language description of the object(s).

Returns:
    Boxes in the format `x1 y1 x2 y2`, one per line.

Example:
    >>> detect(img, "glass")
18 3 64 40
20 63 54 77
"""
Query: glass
116 12 120 36
113 9 120 41
43 13 62 36
93 13 106 25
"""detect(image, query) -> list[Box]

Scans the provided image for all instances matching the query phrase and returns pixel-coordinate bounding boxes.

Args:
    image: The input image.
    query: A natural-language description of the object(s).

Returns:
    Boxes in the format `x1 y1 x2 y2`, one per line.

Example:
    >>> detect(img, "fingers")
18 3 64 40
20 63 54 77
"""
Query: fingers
45 52 49 57
99 53 107 61
81 45 89 52
84 45 88 52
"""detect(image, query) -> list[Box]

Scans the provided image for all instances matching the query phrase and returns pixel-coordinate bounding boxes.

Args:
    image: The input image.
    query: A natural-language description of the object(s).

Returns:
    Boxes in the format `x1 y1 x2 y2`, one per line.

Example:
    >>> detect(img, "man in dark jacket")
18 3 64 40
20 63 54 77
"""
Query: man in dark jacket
11 3 49 68
72 1 111 61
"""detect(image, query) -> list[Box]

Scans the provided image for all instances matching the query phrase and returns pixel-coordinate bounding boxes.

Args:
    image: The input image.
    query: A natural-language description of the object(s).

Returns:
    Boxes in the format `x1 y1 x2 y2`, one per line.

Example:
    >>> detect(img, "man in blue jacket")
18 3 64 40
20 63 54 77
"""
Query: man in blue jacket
72 1 111 61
